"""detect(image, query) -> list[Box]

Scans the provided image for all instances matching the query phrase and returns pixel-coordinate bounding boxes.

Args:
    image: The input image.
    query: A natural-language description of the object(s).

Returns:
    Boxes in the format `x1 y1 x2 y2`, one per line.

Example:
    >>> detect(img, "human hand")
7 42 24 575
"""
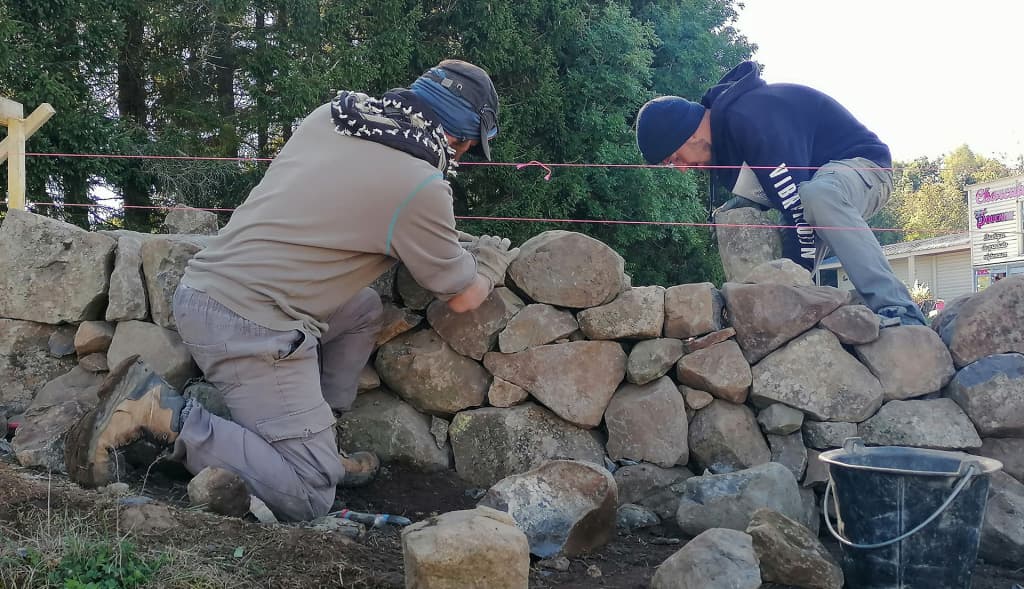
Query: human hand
456 230 478 250
469 235 519 287
712 196 766 219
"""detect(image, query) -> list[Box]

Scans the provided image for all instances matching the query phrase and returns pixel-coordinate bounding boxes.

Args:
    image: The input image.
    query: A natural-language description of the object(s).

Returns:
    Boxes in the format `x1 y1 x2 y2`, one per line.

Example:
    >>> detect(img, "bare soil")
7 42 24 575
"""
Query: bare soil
1 456 1022 589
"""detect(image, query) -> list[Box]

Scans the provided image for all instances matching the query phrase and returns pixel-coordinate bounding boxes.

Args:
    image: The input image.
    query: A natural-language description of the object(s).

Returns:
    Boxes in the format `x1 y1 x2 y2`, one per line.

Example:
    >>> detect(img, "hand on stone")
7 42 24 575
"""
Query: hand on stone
712 196 766 219
456 230 479 250
469 235 519 288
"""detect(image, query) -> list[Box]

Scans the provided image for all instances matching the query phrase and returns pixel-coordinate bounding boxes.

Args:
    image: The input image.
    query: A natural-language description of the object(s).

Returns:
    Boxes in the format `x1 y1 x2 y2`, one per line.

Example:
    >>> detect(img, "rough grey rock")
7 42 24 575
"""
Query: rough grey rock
675 462 805 536
0 210 115 324
187 467 250 517
498 304 578 354
768 433 808 482
427 288 524 360
48 331 76 358
651 528 762 589
722 283 849 363
616 503 660 532
487 377 529 408
940 276 1024 368
802 421 858 450
483 341 626 428
162 207 219 235
858 399 981 450
448 403 605 487
0 320 78 415
974 438 1024 483
402 507 530 589
430 417 449 450
479 460 617 558
604 377 688 467
375 329 491 416
819 304 879 345
626 338 684 385
375 303 423 346
368 263 397 302
689 400 770 474
979 470 1024 567
107 321 199 389
140 237 202 330
613 463 694 508
577 286 665 340
855 326 956 400
800 488 821 537
74 321 115 356
663 283 724 339
507 230 625 309
715 206 783 283
336 391 453 471
803 450 829 489
676 340 751 404
743 259 814 286
395 264 433 311
757 404 804 435
106 234 149 322
746 508 844 589
751 329 883 422
945 353 1024 437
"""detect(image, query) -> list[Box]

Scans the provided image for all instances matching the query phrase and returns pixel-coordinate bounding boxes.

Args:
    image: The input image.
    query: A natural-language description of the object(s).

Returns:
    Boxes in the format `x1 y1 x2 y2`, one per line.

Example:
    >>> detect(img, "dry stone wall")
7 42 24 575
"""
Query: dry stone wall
2 208 1024 565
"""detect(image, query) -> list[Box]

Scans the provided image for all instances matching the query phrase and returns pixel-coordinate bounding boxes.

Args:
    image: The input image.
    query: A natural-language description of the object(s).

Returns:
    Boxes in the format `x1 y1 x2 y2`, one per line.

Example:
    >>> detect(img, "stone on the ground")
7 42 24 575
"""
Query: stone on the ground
689 400 770 474
375 329 490 416
663 283 724 339
751 329 883 422
676 340 751 403
140 237 202 330
604 377 688 467
675 462 805 536
743 259 814 286
858 399 981 449
479 460 617 558
121 503 179 535
13 399 94 472
802 421 857 450
0 320 78 415
681 386 713 410
945 353 1024 437
0 210 116 324
617 503 660 532
395 264 433 311
483 341 626 428
803 450 829 488
187 467 250 517
337 391 454 471
498 304 578 354
402 506 530 589
487 377 529 408
746 508 844 589
507 230 625 308
448 403 605 487
757 404 804 435
106 234 149 322
30 365 105 408
768 433 808 482
309 516 364 539
577 286 665 340
357 364 379 391
427 288 524 360
74 321 115 356
107 320 199 389
722 283 850 363
48 331 76 357
941 276 1024 367
651 528 761 589
626 338 684 385
613 463 693 508
682 327 736 354
715 207 783 283
854 326 955 400
162 207 219 235
183 380 231 420
979 470 1024 567
375 303 423 346
819 304 879 345
975 438 1024 482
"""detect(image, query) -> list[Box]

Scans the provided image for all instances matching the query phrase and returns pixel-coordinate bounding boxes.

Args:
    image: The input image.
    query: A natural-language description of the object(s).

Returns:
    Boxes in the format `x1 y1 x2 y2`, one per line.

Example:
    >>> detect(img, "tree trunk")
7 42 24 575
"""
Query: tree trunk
116 3 154 231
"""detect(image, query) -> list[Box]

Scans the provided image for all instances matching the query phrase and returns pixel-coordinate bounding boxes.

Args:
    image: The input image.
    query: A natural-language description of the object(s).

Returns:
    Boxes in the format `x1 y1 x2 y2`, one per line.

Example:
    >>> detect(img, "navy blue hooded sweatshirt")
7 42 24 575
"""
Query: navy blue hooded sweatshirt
701 61 891 268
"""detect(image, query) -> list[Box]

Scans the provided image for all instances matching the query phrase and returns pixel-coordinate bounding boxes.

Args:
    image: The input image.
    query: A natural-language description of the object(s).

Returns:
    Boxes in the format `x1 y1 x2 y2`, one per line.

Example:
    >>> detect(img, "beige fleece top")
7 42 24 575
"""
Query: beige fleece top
182 103 477 337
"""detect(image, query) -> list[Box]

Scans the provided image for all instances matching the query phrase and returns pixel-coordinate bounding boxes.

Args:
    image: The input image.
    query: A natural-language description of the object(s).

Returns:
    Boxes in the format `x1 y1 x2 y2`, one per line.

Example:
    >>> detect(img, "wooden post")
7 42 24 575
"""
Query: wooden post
1 96 55 210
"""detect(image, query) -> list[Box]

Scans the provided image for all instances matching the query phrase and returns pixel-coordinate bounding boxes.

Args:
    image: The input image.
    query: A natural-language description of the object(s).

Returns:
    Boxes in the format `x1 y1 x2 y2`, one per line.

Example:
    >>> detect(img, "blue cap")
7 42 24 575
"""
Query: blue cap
635 96 706 165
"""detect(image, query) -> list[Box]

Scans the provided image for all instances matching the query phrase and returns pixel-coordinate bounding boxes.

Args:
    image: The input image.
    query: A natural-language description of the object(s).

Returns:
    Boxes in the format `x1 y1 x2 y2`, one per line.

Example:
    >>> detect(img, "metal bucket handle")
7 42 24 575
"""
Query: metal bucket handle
823 462 978 550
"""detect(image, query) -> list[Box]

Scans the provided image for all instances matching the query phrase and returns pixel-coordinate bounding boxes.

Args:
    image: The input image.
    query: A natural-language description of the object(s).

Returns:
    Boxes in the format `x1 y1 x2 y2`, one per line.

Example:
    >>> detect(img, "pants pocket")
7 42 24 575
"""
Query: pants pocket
254 400 337 443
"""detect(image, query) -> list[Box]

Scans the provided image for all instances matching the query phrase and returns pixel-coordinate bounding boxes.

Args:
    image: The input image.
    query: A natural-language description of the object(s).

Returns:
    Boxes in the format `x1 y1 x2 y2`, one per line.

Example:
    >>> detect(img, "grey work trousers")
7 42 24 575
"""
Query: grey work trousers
170 284 383 521
802 158 927 325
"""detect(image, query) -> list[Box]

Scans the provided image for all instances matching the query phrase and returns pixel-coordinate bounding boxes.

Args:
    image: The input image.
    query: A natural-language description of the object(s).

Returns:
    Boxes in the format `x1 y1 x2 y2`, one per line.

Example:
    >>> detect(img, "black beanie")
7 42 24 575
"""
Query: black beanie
635 96 706 165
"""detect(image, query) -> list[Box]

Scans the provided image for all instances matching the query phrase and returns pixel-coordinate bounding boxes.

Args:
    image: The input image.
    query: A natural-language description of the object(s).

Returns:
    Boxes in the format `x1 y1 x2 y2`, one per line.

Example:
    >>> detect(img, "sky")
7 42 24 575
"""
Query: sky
733 0 1024 163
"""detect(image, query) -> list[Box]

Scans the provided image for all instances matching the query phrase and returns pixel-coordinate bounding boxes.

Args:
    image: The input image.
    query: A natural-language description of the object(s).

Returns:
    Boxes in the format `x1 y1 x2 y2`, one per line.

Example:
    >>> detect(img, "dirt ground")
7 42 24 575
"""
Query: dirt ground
1 455 1022 589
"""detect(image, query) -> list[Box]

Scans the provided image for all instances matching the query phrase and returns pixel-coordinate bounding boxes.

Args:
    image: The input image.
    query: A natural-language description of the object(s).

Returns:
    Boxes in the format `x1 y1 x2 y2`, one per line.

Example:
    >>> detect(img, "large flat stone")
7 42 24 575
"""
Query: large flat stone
854 326 955 400
577 286 665 340
714 206 783 283
858 399 982 450
507 231 625 309
663 283 723 339
427 288 524 360
106 321 199 389
675 462 804 536
941 276 1024 368
336 391 453 471
498 304 578 354
945 353 1024 437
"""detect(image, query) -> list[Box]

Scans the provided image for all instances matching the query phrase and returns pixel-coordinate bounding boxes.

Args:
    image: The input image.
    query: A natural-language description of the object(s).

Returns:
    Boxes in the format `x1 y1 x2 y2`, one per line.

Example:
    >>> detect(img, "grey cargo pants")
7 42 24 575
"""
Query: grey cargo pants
802 158 927 325
171 284 383 521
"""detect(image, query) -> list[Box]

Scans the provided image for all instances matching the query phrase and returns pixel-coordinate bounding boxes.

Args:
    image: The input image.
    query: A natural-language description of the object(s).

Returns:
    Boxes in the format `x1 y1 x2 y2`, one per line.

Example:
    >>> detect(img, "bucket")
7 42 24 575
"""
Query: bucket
819 438 1003 589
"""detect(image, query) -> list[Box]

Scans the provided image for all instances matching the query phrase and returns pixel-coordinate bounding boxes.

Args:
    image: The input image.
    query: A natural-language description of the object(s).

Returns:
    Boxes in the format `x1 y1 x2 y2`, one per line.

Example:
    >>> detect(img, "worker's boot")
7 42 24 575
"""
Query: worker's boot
65 356 186 488
338 450 380 488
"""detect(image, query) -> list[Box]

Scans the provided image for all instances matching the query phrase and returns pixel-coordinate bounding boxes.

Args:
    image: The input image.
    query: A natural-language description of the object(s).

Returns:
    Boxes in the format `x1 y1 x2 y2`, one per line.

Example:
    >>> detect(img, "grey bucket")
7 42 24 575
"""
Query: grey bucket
819 438 1003 589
